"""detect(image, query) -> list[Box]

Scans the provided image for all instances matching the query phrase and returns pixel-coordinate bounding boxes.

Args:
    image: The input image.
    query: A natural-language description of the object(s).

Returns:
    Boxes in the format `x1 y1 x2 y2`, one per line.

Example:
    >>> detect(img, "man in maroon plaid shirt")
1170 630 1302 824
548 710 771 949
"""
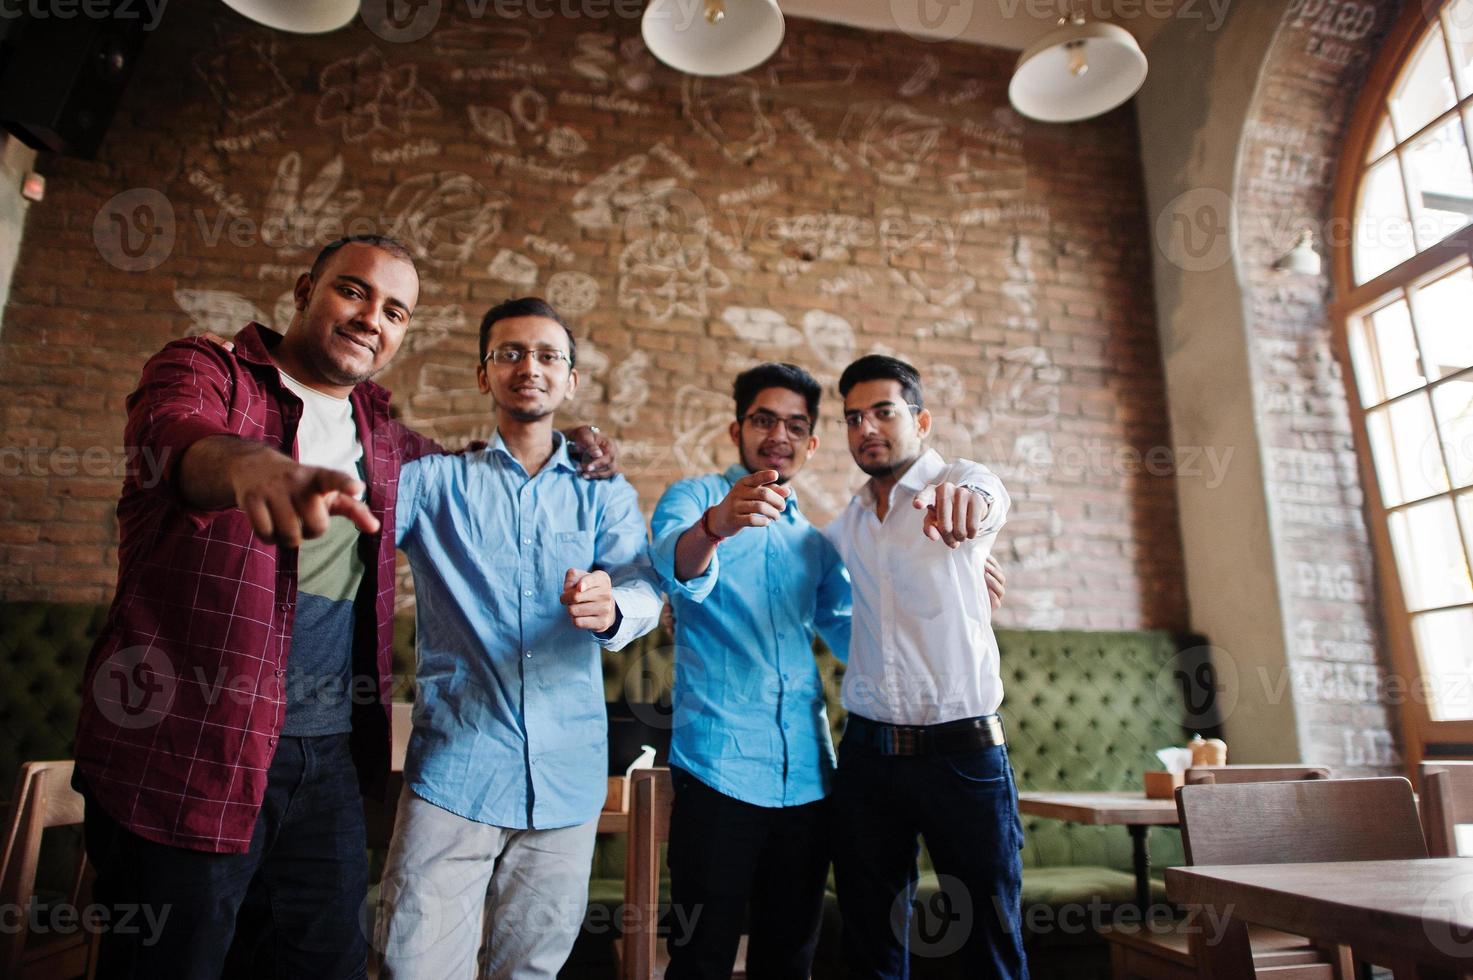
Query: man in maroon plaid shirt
72 235 611 979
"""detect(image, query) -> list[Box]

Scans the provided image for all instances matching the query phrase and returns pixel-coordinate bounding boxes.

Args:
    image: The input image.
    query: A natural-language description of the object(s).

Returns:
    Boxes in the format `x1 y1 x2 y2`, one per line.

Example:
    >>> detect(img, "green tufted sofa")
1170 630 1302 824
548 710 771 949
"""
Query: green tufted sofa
0 602 1200 978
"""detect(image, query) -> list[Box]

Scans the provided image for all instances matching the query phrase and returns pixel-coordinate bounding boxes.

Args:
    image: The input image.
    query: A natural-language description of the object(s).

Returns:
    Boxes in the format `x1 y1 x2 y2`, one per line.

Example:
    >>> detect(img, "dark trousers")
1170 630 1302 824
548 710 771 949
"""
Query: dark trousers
82 733 370 980
664 767 832 980
832 727 1028 980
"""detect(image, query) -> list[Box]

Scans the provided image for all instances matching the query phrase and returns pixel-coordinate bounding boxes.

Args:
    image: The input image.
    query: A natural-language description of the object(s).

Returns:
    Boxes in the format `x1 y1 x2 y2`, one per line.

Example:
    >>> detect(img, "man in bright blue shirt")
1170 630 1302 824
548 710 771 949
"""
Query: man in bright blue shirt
379 297 662 980
651 363 852 980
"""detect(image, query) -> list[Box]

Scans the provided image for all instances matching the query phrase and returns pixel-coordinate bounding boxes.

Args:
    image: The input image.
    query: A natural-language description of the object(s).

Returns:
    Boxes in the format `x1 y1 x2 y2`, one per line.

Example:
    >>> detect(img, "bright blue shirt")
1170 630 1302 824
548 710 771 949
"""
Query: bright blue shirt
651 465 852 808
396 431 663 830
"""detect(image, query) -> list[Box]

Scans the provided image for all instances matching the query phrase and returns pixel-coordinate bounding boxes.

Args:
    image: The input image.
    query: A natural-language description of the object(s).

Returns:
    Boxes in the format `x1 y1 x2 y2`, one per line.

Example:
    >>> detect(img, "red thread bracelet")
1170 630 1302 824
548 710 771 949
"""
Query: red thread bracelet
699 508 727 545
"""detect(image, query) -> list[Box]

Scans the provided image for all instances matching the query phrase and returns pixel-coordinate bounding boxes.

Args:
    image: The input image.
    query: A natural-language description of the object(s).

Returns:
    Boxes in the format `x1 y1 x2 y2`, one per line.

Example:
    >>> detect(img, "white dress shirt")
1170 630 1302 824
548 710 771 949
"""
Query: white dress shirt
824 448 1010 726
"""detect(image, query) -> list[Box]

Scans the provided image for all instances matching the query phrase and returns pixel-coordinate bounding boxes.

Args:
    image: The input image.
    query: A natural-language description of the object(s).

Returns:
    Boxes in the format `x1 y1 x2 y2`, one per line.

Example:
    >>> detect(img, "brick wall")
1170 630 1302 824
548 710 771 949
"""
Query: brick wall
1235 0 1403 771
0 3 1186 631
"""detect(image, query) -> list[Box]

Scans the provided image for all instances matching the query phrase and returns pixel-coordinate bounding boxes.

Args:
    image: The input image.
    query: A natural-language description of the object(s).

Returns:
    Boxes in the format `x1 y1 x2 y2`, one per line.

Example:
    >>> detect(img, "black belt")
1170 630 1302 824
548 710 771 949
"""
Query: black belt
844 713 1006 756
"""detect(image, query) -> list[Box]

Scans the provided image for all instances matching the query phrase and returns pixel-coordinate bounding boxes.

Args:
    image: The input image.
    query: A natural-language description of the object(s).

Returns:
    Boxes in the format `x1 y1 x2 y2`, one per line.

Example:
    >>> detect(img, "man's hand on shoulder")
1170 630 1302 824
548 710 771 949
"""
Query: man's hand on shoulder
563 425 618 479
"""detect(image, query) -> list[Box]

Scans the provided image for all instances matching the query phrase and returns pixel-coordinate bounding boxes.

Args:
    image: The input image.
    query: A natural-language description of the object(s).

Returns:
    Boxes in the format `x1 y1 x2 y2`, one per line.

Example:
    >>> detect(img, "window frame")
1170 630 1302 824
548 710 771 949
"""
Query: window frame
1331 0 1473 771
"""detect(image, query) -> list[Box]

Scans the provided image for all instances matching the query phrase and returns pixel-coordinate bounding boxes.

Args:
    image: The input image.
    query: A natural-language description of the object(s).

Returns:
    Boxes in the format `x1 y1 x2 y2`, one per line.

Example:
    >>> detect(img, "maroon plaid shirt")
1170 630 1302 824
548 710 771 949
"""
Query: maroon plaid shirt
75 323 439 854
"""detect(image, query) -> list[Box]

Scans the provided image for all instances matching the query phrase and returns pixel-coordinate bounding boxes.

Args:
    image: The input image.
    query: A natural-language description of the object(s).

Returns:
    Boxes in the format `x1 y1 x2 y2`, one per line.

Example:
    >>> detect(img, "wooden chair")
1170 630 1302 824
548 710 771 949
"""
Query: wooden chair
1417 761 1473 857
618 768 746 980
1104 766 1348 980
1184 765 1331 785
0 760 96 980
1159 778 1426 980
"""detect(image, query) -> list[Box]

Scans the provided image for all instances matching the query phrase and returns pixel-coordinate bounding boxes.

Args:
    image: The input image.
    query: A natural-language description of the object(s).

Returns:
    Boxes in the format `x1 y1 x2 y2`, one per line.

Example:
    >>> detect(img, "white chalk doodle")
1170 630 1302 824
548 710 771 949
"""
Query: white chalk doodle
187 169 250 221
898 54 940 98
545 127 588 159
766 59 861 89
175 288 280 336
434 22 536 55
400 305 464 356
523 235 575 265
609 350 651 427
546 271 601 316
487 248 539 287
262 153 364 256
672 384 736 476
574 336 612 405
783 108 850 173
571 155 660 229
683 76 776 165
939 79 987 107
383 172 505 268
801 310 856 369
511 86 548 132
556 91 652 117
721 307 803 347
928 364 965 406
650 142 698 181
838 102 945 185
469 105 517 147
893 269 977 308
571 33 618 83
192 32 293 125
212 127 280 155
315 47 440 143
371 139 442 165
453 62 548 82
484 152 585 185
819 269 874 296
618 187 731 324
717 179 780 208
989 347 1061 423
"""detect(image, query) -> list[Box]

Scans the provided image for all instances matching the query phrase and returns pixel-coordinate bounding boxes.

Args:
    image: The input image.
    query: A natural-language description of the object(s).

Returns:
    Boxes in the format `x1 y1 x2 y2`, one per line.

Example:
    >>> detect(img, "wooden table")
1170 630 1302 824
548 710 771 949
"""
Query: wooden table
1017 791 1180 910
1167 858 1473 979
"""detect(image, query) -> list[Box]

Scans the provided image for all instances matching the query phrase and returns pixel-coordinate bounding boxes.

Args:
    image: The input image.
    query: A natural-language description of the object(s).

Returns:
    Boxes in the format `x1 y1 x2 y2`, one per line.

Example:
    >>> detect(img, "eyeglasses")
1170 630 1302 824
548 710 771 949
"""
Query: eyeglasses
484 347 572 368
741 411 813 439
841 404 920 429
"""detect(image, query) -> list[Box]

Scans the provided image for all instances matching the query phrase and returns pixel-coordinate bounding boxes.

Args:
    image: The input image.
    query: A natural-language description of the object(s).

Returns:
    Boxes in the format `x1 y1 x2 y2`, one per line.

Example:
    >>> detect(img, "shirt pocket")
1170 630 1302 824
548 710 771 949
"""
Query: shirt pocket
544 528 596 586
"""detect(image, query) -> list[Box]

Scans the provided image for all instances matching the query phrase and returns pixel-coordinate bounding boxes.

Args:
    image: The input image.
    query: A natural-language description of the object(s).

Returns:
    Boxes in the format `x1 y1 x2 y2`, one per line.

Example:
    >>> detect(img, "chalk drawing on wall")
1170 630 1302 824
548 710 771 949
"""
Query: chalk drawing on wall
765 59 861 89
571 33 656 91
838 102 944 185
571 155 664 230
262 153 364 256
891 269 977 308
989 346 1062 423
399 305 464 356
898 54 940 97
433 21 536 55
546 271 601 317
801 310 856 369
192 33 293 125
672 384 735 476
683 76 776 165
468 105 517 147
315 47 441 143
721 307 803 348
928 364 965 406
546 127 588 158
609 350 651 427
383 172 505 268
487 248 539 287
573 337 613 406
618 186 731 324
175 288 285 336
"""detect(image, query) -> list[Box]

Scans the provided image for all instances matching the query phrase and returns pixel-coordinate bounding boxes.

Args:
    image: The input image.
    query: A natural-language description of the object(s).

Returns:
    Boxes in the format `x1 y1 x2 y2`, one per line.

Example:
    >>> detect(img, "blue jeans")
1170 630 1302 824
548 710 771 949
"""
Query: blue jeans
82 734 370 980
832 728 1028 980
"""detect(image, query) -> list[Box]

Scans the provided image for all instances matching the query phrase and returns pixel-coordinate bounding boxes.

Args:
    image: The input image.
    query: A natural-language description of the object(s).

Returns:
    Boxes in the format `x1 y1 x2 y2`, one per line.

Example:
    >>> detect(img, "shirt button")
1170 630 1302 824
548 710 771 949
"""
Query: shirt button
523 538 532 545
525 651 532 658
524 589 533 597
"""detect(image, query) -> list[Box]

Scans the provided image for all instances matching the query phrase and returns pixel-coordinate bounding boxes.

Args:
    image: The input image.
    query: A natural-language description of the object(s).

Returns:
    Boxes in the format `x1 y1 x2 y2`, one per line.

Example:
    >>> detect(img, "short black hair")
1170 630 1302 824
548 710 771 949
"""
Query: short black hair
733 362 821 422
478 297 577 368
309 234 416 280
838 354 924 411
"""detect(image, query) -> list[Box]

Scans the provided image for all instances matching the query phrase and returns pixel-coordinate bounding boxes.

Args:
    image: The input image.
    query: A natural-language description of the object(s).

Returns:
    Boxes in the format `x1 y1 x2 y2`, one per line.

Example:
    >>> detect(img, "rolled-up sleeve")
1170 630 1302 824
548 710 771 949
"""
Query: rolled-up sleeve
951 460 1010 536
651 480 722 603
594 478 664 651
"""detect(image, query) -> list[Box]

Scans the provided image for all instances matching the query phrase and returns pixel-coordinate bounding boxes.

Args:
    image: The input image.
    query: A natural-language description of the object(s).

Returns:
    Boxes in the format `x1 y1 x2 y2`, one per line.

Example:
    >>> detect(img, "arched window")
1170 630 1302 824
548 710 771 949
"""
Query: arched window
1334 0 1473 764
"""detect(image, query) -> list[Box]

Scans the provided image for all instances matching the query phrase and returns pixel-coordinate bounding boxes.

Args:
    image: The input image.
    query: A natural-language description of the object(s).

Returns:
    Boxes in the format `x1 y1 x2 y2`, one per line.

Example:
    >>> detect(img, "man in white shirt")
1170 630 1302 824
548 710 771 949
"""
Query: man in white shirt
823 355 1025 980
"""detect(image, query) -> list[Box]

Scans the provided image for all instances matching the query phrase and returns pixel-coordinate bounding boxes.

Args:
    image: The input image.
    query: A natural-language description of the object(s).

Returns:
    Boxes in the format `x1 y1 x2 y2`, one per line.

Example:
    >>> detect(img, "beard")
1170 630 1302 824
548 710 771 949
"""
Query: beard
305 343 375 387
856 449 917 479
739 445 796 484
500 404 555 423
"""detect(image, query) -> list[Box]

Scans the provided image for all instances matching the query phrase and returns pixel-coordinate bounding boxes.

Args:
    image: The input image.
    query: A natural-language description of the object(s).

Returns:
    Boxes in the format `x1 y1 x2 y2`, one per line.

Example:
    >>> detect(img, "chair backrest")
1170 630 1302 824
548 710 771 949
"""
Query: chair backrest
1175 776 1427 866
1419 761 1473 857
622 767 673 980
1184 764 1332 785
0 760 91 979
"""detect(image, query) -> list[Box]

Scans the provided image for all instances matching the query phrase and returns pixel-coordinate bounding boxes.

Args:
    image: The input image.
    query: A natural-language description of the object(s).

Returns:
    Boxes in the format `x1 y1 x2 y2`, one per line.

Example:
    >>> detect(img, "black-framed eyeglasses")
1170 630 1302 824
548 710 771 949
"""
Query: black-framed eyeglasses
741 411 813 439
841 404 920 429
484 346 572 368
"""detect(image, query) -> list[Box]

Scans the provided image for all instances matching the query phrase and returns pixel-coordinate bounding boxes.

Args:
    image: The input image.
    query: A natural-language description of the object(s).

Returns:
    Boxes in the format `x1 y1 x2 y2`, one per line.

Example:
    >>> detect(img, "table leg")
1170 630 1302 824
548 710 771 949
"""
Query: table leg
1128 823 1151 910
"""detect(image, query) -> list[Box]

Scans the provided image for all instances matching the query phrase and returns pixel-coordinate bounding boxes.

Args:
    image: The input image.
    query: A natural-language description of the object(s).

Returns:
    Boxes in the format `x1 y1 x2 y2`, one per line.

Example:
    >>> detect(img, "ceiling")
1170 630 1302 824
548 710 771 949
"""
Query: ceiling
780 0 1188 52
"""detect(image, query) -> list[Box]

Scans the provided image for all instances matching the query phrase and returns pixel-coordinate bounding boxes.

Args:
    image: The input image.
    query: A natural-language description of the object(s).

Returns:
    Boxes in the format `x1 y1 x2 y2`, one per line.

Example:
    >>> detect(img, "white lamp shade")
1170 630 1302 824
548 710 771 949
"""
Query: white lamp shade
219 0 360 33
642 0 784 76
1009 20 1147 123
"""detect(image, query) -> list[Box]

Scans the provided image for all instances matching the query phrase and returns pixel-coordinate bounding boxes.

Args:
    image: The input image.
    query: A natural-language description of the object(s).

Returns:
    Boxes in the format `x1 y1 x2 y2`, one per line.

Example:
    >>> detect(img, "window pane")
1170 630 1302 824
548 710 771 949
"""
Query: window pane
1414 266 1473 380
1457 491 1473 562
1369 114 1396 161
1389 496 1473 610
1355 157 1417 283
1368 394 1449 506
1412 606 1473 720
1391 24 1456 140
1434 373 1473 487
1371 299 1428 401
1349 313 1382 408
1446 0 1473 99
1404 116 1473 249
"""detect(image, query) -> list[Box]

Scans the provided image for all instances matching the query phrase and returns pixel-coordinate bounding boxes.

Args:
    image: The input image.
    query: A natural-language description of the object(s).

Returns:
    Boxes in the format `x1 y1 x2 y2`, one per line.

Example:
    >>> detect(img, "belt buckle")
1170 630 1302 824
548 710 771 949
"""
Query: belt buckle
890 727 920 756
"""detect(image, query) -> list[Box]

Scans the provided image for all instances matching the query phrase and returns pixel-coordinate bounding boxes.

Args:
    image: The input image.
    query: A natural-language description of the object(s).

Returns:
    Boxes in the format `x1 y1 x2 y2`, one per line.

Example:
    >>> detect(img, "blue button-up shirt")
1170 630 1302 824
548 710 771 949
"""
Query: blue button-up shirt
651 465 852 808
396 431 663 829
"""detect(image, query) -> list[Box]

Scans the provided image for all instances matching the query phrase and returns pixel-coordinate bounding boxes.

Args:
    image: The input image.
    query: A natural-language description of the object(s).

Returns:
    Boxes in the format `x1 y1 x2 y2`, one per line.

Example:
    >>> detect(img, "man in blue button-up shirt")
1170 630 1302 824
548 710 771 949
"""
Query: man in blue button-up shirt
651 363 852 980
378 298 662 980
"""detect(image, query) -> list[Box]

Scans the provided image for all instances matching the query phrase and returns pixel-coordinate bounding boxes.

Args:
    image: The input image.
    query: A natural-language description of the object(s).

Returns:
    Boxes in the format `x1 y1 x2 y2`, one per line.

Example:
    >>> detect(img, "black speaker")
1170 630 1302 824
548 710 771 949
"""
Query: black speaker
0 0 157 159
